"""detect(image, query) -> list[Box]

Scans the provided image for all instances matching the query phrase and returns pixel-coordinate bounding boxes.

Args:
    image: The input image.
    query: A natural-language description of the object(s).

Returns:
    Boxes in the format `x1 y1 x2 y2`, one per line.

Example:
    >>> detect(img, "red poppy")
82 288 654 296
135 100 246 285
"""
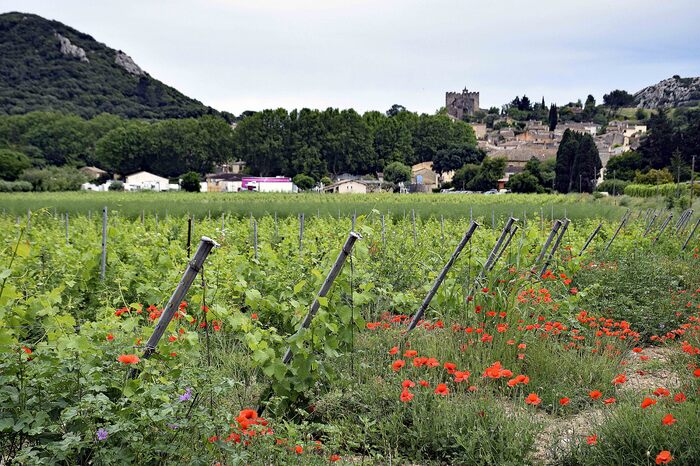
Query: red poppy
251 313 258 320
612 374 627 385
400 389 414 402
434 384 449 396
330 454 341 462
641 397 657 409
653 387 670 397
589 390 602 400
603 397 616 405
168 336 177 342
525 393 541 406
106 334 114 341
419 380 429 387
655 450 673 464
294 445 303 454
402 379 415 388
632 347 643 353
693 368 700 377
674 392 687 403
388 346 398 355
404 349 418 357
391 360 405 371
444 362 457 374
117 354 140 364
662 414 677 426
454 370 470 383
559 397 570 406
21 346 32 354
586 434 597 445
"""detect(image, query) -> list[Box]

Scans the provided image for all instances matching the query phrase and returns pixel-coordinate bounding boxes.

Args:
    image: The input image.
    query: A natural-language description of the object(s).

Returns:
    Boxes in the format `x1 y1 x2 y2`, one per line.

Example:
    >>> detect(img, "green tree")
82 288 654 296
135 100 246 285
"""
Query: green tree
232 108 290 176
0 148 31 180
634 168 673 185
433 144 485 174
507 172 543 193
292 173 315 190
95 122 152 175
452 163 481 190
638 109 677 169
603 90 635 108
554 129 580 193
467 156 506 191
571 133 601 193
180 171 201 192
383 161 411 184
548 104 558 131
373 116 413 168
605 151 643 182
19 166 88 191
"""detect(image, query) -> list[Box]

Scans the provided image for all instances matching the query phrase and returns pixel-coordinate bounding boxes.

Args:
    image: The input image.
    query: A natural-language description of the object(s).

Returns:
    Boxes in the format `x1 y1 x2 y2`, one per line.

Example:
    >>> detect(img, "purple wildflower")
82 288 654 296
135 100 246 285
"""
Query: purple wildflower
96 428 108 441
179 387 192 402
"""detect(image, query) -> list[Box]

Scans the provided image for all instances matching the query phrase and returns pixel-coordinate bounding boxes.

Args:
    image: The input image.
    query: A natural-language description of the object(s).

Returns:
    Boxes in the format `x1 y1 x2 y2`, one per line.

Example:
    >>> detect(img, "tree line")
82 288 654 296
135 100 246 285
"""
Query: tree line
231 108 477 180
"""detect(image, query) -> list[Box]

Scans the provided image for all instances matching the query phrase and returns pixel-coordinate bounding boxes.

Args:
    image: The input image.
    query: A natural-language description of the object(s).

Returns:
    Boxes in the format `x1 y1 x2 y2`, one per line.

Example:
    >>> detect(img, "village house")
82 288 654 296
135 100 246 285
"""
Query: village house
80 166 107 179
323 179 369 194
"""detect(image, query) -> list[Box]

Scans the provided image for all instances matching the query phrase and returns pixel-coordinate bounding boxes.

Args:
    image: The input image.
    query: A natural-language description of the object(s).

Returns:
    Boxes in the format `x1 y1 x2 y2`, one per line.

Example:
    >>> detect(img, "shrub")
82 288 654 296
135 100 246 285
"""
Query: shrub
18 166 88 191
383 162 411 184
0 180 33 192
292 174 315 191
109 181 124 191
0 148 31 181
180 171 201 192
596 179 629 195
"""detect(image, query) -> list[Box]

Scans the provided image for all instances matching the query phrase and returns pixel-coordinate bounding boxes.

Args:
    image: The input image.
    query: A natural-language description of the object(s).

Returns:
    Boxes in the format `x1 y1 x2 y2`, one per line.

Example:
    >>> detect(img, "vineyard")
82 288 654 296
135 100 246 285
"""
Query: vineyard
1 194 700 465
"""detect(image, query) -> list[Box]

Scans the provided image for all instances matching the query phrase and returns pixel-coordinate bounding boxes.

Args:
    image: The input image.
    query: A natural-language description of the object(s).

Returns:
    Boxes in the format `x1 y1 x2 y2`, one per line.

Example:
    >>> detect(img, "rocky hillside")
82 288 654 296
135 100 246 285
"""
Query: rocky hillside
634 75 700 109
0 12 222 119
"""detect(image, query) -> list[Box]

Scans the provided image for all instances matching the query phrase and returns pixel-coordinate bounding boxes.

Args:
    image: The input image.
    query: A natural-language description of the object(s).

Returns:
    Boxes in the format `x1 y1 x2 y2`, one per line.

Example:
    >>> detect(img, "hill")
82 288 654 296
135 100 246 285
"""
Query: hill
0 12 225 119
634 75 700 109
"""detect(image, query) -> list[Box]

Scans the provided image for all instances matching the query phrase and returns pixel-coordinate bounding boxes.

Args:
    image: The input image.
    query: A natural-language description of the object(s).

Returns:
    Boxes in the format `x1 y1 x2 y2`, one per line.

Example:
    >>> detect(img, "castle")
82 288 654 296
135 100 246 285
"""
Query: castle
446 88 480 120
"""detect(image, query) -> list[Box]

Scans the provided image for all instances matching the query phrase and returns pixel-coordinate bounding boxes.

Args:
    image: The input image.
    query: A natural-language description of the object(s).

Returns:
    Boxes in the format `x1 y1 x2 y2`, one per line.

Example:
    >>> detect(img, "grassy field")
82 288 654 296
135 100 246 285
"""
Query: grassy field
1 196 698 465
0 191 653 222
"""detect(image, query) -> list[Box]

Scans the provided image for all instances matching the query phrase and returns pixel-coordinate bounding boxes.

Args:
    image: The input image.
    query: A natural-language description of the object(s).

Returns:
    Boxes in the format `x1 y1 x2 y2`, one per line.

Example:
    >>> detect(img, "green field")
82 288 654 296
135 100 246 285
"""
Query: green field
1 195 699 465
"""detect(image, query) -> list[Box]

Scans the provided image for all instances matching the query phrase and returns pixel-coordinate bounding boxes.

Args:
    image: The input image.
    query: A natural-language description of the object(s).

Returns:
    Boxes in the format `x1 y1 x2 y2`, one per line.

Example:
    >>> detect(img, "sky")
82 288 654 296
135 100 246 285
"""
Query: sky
2 0 700 115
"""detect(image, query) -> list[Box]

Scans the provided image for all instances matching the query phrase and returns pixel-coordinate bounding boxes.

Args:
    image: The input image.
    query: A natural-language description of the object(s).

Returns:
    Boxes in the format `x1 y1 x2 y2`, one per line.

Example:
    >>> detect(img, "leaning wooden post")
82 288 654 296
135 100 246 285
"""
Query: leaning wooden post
282 231 362 364
604 211 629 253
492 225 519 268
643 212 659 237
141 236 220 360
532 220 563 272
100 207 107 280
540 218 570 277
681 218 700 251
481 217 517 278
579 223 602 256
186 215 193 257
407 221 479 332
654 213 673 242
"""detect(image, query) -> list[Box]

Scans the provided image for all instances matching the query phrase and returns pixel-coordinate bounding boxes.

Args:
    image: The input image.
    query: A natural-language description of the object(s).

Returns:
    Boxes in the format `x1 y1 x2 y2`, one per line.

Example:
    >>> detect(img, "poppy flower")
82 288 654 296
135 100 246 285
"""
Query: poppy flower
330 454 341 462
662 414 677 426
419 380 429 387
612 374 627 385
434 384 449 396
117 354 140 364
586 434 597 445
632 347 643 353
603 397 616 405
391 360 405 371
168 336 177 342
454 370 471 383
402 379 415 388
640 355 650 361
404 349 417 357
251 313 258 320
21 346 32 354
589 390 602 400
525 393 541 406
641 397 657 409
653 387 670 397
106 334 114 341
674 393 686 403
400 389 414 402
388 346 398 355
693 368 700 377
444 362 457 374
655 450 673 464
559 397 570 406
294 445 303 454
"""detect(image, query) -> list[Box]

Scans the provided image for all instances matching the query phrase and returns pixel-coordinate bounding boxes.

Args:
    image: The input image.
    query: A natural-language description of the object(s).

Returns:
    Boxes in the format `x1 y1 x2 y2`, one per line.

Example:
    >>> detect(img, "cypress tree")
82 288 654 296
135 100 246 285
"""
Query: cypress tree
555 129 579 193
548 104 558 131
571 134 602 193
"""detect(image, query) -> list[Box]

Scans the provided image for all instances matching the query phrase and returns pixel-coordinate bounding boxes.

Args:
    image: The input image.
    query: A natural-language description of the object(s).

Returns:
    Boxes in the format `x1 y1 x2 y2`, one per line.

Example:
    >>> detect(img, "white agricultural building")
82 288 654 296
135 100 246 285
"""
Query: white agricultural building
124 171 170 191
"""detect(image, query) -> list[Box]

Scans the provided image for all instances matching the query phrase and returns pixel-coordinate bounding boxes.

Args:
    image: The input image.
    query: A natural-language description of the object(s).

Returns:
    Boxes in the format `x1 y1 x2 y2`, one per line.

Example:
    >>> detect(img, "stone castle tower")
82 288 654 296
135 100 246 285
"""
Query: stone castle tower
446 88 480 120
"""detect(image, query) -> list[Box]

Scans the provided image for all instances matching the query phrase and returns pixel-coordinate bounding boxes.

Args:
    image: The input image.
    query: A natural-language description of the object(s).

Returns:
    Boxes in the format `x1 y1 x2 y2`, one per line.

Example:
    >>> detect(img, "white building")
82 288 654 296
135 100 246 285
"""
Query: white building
323 179 368 194
124 171 170 191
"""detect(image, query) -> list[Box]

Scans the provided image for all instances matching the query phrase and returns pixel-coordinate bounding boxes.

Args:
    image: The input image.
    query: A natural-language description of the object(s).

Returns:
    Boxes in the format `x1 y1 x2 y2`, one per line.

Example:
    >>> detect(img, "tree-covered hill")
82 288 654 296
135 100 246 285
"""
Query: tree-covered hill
0 12 226 120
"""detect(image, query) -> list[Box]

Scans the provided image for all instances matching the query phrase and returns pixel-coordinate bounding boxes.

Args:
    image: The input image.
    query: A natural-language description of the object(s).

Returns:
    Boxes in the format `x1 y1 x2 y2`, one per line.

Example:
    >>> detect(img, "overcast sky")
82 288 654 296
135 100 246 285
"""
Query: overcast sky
3 0 700 115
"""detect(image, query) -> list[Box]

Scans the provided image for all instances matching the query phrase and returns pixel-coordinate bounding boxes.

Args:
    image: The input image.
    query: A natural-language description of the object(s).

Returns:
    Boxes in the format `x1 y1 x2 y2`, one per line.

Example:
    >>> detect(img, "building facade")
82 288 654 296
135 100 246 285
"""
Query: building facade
446 88 480 120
